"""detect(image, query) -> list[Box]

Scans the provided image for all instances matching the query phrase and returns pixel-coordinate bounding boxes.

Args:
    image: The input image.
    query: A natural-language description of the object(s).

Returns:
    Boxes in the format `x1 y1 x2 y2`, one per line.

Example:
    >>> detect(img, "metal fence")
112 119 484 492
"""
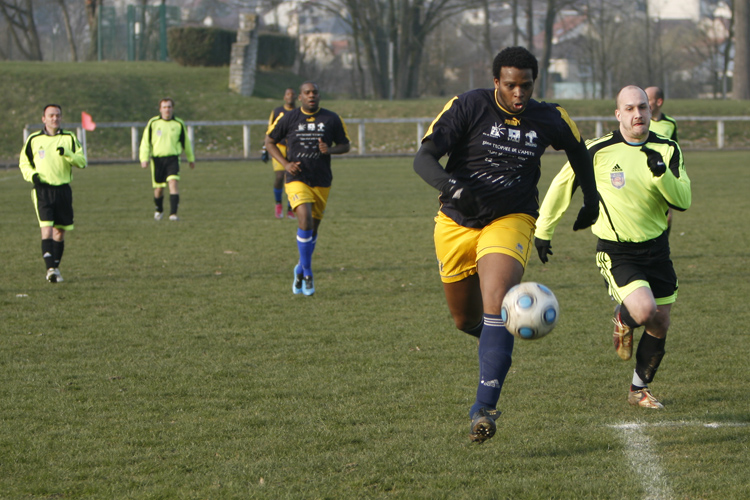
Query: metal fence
24 116 750 162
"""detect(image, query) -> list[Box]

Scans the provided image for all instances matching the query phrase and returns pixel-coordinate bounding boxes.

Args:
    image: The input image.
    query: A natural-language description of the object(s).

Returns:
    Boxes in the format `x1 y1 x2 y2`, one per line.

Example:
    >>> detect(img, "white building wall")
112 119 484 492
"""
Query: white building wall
648 0 700 22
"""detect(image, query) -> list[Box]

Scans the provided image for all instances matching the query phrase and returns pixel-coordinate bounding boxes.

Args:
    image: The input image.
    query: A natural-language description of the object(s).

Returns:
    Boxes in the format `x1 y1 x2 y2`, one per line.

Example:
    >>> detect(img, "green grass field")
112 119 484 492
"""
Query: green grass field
1 152 749 499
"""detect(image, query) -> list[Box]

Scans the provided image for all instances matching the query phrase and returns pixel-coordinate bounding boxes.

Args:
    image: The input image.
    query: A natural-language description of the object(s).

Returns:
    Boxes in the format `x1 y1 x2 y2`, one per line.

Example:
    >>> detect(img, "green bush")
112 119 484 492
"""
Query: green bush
257 32 296 68
168 27 236 67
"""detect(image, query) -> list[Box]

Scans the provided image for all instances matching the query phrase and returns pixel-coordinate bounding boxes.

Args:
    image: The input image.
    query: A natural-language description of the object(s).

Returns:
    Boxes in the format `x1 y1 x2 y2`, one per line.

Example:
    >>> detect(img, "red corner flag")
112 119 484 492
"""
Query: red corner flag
81 111 96 131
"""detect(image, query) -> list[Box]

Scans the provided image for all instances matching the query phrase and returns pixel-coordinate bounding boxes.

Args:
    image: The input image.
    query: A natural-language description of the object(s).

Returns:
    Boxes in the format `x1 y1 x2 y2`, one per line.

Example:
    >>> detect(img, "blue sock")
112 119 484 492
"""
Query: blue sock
470 313 514 417
274 188 283 204
297 229 314 276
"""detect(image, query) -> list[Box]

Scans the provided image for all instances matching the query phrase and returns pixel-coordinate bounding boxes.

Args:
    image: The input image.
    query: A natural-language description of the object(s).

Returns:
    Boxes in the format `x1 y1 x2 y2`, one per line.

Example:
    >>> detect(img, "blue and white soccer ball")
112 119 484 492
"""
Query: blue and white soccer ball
501 282 559 340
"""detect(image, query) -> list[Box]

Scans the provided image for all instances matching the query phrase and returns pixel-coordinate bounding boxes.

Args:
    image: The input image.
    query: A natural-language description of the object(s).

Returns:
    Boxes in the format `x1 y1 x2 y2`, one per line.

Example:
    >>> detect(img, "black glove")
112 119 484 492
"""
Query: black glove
56 146 65 156
261 149 269 163
32 173 44 187
445 179 479 217
641 146 666 177
535 237 553 264
573 202 599 231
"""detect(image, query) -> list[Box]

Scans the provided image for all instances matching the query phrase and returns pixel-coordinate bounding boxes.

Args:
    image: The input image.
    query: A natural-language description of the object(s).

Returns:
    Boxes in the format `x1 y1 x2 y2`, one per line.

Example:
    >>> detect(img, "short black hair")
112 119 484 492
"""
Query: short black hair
492 47 538 81
43 104 62 114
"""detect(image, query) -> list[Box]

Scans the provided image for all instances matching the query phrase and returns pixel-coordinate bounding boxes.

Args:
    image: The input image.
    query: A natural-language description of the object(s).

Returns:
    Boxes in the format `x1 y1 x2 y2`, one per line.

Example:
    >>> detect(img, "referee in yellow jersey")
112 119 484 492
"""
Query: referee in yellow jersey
18 104 87 283
139 98 195 221
535 86 691 409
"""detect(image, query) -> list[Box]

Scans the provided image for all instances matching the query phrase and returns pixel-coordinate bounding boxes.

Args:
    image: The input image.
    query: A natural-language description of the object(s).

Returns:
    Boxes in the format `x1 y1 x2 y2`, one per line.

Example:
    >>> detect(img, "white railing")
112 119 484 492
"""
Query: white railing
24 115 750 159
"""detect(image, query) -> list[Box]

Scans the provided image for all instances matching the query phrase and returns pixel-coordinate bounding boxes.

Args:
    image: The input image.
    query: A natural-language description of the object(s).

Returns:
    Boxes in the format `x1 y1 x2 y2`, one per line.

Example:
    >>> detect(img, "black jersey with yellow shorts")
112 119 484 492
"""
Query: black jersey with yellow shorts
423 89 587 229
536 130 691 303
267 107 350 188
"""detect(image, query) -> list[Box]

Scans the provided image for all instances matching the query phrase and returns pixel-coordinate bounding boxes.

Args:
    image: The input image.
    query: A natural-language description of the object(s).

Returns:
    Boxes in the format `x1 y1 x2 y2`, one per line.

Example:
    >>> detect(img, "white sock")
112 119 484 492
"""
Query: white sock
632 370 647 388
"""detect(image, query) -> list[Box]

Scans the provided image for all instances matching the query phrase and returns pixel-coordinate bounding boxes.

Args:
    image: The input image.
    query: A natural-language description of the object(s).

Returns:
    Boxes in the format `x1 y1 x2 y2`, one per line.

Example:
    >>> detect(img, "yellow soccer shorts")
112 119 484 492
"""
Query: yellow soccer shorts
434 211 536 283
272 144 287 172
285 181 331 220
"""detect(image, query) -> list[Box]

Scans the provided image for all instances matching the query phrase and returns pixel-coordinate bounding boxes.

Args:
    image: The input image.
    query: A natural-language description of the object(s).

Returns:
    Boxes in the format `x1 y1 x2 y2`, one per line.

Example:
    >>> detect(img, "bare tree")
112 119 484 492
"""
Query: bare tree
734 0 750 99
0 0 43 60
55 0 77 61
84 0 100 61
320 0 482 99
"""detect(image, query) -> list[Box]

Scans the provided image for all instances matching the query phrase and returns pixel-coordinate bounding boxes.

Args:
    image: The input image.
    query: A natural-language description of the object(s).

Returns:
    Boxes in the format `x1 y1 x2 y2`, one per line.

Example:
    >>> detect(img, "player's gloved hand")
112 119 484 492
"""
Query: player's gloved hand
261 149 269 163
56 146 66 156
573 202 599 231
641 145 666 177
534 237 553 264
445 178 479 217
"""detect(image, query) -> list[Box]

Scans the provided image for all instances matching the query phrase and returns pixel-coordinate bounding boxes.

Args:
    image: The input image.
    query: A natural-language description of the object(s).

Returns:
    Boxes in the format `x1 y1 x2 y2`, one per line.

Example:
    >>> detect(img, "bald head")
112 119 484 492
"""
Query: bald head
615 85 651 143
644 86 664 119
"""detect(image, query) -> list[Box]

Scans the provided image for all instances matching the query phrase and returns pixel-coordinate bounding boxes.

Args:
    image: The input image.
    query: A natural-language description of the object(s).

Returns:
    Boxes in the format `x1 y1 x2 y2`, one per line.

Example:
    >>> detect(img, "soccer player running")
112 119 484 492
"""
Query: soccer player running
645 86 679 234
139 98 195 221
18 104 87 283
265 81 351 296
262 87 297 219
413 46 599 443
534 85 691 409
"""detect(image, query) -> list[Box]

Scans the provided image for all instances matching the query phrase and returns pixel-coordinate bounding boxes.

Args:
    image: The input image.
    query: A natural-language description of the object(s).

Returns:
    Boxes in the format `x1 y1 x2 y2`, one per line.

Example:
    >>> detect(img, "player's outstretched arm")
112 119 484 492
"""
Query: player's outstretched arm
565 139 599 231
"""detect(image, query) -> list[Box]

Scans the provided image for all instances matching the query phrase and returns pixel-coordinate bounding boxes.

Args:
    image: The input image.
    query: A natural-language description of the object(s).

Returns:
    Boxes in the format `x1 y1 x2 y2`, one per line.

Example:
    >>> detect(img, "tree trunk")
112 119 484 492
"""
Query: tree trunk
0 0 43 60
85 0 99 61
526 0 534 52
538 0 557 98
56 0 77 62
733 0 750 99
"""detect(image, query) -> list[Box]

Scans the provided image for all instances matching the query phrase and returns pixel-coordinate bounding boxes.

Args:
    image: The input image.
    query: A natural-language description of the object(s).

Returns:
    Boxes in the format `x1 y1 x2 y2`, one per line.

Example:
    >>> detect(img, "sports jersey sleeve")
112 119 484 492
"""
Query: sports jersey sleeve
64 133 87 169
179 119 195 162
18 134 37 183
139 118 156 162
652 142 690 211
535 162 578 240
422 96 463 157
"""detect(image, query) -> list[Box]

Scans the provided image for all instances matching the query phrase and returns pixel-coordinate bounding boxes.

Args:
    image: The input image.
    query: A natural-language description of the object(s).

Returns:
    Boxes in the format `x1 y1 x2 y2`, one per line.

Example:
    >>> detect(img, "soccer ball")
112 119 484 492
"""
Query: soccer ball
501 282 559 340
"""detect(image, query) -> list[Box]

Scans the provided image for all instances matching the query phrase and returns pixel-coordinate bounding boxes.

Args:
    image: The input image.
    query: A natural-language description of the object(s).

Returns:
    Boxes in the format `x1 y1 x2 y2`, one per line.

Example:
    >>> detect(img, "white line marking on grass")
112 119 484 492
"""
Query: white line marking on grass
608 421 749 500
610 423 674 500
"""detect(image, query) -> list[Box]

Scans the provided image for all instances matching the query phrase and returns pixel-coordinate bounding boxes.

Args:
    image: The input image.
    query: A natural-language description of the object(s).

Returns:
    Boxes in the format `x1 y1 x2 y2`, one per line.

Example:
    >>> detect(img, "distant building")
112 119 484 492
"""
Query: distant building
648 0 700 22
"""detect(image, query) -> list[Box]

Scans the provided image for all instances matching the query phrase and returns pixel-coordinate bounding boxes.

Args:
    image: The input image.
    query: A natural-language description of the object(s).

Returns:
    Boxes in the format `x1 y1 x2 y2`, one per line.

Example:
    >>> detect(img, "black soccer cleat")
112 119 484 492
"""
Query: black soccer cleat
469 408 501 443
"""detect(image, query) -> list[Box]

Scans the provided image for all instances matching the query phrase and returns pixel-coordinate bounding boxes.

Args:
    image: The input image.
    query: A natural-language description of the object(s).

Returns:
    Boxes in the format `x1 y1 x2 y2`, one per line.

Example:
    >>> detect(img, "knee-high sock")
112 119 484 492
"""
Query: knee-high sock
169 194 179 215
154 196 164 213
41 238 54 269
297 229 314 276
52 240 65 268
274 188 283 204
470 313 514 417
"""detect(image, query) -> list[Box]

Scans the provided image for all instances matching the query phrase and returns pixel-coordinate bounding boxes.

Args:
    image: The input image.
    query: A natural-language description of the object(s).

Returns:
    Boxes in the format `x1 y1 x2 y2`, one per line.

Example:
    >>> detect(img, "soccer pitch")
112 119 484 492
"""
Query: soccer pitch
1 152 748 499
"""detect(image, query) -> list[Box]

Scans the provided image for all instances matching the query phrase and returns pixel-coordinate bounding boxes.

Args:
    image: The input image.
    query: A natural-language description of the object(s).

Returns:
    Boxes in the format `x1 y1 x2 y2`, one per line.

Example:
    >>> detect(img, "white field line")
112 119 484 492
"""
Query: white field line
608 421 749 500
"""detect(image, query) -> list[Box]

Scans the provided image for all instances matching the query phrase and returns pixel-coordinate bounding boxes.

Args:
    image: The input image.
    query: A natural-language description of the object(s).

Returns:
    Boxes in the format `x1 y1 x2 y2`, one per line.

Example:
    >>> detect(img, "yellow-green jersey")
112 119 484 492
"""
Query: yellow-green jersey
649 113 678 142
139 116 195 162
536 130 691 243
19 128 86 185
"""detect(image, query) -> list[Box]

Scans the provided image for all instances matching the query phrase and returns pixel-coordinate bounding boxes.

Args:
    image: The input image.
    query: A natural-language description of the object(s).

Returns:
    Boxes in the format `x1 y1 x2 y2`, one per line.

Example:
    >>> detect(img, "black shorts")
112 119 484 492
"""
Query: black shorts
595 232 678 303
34 183 74 227
152 155 180 184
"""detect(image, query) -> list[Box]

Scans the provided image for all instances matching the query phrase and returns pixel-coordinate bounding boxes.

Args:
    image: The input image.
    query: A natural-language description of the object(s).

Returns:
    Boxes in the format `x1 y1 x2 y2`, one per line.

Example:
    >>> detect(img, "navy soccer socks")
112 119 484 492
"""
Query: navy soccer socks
470 313 514 417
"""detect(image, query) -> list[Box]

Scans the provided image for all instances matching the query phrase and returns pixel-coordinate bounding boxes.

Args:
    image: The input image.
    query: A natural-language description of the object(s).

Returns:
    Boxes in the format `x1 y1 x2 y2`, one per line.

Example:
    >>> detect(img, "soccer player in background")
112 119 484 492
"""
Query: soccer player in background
413 46 599 443
18 104 87 283
139 98 195 221
262 87 297 219
534 85 691 409
265 82 351 296
645 86 679 234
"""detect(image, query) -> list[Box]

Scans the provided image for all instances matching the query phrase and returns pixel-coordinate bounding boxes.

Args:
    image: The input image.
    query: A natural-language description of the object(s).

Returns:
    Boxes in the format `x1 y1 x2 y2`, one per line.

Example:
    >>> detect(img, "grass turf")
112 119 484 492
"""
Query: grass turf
0 152 749 498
